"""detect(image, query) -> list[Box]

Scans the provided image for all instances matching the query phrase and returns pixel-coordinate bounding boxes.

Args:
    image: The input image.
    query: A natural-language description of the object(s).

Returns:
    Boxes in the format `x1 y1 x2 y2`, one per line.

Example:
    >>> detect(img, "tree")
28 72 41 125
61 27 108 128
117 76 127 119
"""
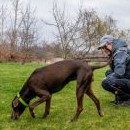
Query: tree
43 3 82 59
73 9 100 57
19 3 38 63
7 0 23 60
43 4 118 59
0 4 8 44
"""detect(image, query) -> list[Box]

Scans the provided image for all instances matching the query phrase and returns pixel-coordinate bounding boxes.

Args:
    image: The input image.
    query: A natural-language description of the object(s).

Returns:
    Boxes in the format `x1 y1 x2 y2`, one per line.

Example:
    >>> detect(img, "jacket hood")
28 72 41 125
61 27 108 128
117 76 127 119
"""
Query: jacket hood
112 39 127 52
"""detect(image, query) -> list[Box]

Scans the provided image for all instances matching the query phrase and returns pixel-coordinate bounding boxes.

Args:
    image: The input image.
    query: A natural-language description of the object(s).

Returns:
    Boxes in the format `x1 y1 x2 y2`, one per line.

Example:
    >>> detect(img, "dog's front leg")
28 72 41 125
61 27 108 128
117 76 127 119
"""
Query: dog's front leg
29 106 35 118
29 90 51 118
29 97 47 118
71 86 84 122
43 97 52 118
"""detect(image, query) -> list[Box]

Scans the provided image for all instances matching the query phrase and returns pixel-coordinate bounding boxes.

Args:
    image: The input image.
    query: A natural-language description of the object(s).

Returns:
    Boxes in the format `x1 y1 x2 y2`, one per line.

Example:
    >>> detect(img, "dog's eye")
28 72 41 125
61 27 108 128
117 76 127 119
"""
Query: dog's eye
12 98 19 108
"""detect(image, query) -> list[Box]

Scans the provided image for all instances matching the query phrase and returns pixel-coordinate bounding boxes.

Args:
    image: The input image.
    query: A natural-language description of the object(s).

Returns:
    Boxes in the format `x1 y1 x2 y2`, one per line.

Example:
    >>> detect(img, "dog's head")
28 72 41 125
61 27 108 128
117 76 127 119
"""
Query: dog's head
11 96 26 120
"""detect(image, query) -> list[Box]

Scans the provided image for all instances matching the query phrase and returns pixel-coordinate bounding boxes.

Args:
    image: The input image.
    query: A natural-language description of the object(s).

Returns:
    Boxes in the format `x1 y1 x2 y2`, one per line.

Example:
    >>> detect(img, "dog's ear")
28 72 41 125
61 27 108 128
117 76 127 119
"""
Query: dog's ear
13 98 19 108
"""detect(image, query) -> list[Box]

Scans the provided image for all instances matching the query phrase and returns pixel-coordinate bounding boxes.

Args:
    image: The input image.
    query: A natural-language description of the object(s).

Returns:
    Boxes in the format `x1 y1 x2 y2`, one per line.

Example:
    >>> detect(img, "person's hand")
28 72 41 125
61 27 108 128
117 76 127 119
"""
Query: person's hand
105 69 113 76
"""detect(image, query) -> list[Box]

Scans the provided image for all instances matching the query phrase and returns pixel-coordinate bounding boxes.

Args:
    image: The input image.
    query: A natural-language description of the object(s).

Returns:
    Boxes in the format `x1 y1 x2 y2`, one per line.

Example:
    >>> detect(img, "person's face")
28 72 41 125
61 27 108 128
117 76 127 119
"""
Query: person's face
101 42 112 56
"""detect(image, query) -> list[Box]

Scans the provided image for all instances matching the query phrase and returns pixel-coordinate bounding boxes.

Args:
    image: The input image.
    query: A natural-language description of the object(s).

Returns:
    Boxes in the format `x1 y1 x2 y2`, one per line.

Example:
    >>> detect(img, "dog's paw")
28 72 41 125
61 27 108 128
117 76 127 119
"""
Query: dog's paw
29 107 35 118
70 117 77 122
31 112 36 118
42 111 49 119
42 114 47 119
99 110 104 117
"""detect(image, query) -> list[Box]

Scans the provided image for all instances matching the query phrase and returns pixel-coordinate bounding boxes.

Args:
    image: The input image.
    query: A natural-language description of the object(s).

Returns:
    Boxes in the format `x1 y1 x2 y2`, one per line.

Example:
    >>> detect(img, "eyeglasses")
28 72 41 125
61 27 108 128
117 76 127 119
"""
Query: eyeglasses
101 45 107 50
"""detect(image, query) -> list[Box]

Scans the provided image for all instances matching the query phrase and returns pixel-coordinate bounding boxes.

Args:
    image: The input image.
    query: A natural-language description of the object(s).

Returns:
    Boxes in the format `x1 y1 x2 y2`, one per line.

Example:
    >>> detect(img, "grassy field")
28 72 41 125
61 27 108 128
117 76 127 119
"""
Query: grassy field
0 63 130 130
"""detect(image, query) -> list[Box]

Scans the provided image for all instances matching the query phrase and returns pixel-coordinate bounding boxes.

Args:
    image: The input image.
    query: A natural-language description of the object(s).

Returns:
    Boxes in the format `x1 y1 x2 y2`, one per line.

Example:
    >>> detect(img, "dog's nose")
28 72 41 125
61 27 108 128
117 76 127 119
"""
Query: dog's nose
11 111 19 120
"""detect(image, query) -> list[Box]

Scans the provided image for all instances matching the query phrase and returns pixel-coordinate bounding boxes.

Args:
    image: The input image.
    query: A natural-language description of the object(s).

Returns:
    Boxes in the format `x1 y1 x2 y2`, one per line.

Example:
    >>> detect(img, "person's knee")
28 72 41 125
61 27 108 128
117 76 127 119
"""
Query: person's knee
102 78 109 90
102 77 118 93
102 78 115 93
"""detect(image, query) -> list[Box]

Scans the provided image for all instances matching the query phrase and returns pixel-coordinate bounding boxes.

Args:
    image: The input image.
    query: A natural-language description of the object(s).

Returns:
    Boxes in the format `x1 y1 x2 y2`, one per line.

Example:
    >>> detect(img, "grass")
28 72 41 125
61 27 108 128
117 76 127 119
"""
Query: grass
0 62 130 130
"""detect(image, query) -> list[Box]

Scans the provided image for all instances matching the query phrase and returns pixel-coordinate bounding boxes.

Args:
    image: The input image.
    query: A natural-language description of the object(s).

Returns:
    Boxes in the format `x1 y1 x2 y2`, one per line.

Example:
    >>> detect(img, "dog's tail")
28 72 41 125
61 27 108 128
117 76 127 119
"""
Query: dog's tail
88 61 109 70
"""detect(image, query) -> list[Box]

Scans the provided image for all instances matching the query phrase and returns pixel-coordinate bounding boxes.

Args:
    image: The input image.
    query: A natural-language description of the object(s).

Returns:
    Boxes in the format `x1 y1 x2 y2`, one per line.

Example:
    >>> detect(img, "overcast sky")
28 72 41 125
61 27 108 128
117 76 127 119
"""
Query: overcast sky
0 0 130 41
29 0 130 29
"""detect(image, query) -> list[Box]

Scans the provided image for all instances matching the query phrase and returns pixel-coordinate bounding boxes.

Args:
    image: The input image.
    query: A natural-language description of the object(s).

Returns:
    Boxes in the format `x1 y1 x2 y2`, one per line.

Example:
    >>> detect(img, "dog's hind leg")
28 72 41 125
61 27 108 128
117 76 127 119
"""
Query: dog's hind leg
86 87 104 116
71 84 85 122
43 97 52 118
29 89 51 118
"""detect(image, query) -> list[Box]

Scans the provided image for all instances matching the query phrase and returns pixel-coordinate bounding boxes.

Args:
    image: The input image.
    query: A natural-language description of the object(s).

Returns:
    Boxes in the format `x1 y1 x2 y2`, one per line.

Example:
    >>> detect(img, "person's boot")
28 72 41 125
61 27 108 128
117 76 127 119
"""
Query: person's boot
110 91 124 105
121 100 130 106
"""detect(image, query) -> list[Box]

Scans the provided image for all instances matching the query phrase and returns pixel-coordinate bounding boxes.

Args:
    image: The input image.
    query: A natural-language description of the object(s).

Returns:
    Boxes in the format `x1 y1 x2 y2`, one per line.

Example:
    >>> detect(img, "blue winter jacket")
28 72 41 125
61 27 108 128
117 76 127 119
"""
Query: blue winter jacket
106 38 130 79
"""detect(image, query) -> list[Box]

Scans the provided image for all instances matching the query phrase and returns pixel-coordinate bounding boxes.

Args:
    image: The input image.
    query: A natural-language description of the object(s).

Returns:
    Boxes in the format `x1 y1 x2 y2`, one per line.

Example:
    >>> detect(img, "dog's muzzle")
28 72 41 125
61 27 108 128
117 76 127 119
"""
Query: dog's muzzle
11 111 20 120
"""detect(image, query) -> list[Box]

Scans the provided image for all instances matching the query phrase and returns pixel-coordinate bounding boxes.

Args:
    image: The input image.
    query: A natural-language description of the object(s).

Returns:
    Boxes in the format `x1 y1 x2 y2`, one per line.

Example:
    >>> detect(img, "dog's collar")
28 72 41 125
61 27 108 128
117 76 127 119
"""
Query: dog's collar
17 93 28 107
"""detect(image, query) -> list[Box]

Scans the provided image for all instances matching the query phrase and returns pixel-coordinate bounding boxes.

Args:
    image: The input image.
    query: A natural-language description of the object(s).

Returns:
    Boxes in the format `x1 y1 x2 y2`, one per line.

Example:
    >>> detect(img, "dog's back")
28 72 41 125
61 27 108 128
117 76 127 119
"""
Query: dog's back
27 60 90 93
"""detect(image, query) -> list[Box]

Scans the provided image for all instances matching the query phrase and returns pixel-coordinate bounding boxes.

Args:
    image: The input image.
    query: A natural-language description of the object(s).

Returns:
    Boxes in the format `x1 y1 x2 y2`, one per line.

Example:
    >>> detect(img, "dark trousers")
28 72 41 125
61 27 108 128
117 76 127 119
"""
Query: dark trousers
102 76 130 101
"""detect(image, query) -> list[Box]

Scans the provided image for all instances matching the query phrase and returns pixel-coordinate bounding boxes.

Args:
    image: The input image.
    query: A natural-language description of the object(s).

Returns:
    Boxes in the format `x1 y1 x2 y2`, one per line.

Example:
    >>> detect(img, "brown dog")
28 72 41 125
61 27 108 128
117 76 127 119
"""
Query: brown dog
11 60 107 121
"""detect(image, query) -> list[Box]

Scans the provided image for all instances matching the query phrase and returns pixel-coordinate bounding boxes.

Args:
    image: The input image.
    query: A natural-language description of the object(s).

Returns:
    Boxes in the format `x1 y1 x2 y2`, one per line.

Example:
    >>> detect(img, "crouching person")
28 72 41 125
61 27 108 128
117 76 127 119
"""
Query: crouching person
98 35 130 105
